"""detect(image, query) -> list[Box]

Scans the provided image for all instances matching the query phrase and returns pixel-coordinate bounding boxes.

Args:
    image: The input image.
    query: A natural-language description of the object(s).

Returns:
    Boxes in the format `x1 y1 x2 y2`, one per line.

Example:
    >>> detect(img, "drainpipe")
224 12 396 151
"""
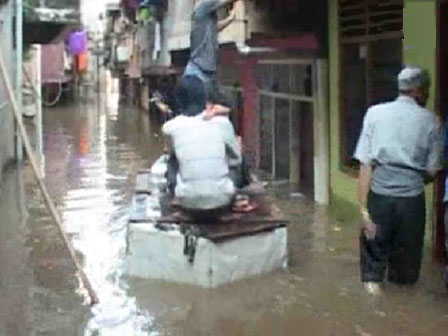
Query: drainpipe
15 0 23 161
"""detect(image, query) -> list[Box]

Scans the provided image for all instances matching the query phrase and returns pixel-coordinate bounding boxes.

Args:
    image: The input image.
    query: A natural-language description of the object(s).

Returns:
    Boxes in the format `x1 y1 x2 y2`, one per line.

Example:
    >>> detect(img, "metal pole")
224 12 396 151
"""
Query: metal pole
15 0 23 161
35 44 45 177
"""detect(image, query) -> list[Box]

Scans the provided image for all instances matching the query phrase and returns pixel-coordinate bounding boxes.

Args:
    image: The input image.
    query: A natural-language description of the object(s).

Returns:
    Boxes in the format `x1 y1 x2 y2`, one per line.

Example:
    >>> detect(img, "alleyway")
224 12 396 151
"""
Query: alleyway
0 87 447 335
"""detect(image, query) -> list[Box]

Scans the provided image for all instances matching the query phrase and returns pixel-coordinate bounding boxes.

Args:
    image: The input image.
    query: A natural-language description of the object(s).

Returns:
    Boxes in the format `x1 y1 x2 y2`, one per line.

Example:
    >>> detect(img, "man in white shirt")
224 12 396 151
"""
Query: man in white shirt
355 66 444 292
162 75 241 215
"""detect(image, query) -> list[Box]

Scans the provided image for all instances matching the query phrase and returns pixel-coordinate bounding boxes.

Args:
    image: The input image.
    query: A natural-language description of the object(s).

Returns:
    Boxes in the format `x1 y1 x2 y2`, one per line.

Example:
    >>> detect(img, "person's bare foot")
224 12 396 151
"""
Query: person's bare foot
363 282 382 295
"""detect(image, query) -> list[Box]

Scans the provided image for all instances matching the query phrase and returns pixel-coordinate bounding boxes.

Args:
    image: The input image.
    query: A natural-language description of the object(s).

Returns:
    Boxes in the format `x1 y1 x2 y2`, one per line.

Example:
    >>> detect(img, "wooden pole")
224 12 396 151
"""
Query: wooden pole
0 50 99 305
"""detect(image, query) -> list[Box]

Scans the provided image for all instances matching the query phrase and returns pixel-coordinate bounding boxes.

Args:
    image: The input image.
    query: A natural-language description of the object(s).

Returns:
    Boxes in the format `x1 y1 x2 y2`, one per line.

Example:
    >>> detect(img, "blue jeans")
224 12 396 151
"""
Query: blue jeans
183 61 231 106
184 62 216 97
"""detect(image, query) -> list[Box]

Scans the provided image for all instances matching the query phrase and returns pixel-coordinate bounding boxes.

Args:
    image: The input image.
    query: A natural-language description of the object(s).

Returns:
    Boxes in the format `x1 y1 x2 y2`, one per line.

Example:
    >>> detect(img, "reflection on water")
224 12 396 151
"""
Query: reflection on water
40 79 163 335
1 74 448 335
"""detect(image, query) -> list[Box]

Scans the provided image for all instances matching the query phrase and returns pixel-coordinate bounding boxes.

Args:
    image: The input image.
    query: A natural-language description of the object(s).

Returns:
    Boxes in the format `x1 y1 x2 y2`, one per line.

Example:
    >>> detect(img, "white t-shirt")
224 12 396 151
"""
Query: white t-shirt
162 113 241 210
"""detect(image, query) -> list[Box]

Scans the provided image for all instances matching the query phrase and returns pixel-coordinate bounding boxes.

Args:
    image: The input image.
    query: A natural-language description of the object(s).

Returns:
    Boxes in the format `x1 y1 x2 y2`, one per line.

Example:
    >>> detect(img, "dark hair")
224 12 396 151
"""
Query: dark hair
176 75 206 117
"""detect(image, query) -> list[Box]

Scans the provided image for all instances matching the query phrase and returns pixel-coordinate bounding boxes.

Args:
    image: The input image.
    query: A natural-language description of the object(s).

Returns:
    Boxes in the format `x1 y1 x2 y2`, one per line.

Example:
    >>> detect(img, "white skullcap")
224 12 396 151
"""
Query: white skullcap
398 66 430 91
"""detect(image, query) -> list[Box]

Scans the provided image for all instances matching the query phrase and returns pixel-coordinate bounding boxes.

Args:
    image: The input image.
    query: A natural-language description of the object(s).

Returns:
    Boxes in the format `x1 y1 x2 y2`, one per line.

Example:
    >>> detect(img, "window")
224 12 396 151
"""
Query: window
339 0 403 169
257 61 314 189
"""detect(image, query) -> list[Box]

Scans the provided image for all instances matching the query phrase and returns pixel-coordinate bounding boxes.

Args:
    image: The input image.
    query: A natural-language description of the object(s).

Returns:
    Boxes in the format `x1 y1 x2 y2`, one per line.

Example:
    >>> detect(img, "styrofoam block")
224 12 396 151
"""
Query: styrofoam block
126 223 287 288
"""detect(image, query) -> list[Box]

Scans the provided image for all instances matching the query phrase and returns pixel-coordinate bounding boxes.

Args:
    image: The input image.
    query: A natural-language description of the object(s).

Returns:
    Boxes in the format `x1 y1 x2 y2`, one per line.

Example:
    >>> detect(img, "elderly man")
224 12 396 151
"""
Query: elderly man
183 0 241 99
354 66 444 292
163 75 241 217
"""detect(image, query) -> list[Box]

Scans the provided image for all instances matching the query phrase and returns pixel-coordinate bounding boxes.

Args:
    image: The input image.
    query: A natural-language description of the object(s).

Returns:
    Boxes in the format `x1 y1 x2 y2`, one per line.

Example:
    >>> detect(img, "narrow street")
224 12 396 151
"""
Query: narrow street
0 82 446 335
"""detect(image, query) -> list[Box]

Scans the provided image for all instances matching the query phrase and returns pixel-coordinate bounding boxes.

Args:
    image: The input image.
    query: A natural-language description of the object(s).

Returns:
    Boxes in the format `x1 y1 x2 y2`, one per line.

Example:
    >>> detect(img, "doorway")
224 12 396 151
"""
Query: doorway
435 2 448 261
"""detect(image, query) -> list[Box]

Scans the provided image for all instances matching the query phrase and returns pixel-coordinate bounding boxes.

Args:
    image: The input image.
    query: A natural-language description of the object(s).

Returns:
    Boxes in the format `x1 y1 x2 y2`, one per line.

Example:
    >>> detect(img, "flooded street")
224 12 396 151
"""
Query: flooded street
1 85 448 335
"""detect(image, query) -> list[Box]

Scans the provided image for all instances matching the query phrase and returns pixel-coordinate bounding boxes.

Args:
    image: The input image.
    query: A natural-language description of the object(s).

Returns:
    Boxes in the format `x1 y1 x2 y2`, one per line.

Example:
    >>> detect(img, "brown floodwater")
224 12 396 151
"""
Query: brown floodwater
0 78 448 335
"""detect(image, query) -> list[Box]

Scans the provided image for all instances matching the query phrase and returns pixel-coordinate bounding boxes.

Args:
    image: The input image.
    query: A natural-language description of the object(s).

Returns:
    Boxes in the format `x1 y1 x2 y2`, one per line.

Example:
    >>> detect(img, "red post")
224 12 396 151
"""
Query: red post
240 57 259 167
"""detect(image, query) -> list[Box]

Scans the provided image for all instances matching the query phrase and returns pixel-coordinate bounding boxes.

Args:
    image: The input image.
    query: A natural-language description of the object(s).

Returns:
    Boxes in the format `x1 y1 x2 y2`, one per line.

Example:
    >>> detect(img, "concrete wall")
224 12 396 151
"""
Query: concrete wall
327 0 438 221
402 1 437 230
0 1 17 186
327 0 358 221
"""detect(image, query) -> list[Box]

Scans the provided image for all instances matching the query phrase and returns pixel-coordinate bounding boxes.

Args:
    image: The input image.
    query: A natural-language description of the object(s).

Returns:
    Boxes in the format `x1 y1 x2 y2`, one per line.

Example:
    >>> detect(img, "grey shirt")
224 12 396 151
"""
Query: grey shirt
189 0 220 73
162 113 241 210
354 95 444 197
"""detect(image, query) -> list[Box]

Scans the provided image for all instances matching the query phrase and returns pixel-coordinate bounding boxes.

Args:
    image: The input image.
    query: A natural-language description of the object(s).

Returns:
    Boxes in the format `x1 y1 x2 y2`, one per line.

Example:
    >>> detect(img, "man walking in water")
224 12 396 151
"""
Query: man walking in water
183 0 241 99
354 66 444 294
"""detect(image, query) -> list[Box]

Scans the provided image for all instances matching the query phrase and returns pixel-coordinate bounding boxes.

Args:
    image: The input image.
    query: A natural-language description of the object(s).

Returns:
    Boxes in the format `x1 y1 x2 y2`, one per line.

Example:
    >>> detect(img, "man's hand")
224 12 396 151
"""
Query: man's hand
203 104 230 120
361 208 376 240
228 9 237 21
218 8 238 31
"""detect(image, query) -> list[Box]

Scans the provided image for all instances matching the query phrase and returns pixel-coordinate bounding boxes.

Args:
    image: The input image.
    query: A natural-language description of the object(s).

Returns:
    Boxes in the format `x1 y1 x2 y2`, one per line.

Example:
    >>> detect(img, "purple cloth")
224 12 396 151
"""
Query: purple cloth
121 0 139 8
67 31 87 56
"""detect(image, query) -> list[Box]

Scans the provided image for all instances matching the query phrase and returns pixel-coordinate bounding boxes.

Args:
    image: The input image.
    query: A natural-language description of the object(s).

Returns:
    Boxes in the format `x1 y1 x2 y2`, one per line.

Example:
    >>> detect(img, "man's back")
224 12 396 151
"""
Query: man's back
163 114 240 210
355 96 443 197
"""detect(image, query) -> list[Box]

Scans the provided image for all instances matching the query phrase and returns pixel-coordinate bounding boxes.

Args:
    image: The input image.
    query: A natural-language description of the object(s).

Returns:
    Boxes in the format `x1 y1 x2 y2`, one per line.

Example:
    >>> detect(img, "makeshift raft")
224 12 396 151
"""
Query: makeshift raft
126 155 288 288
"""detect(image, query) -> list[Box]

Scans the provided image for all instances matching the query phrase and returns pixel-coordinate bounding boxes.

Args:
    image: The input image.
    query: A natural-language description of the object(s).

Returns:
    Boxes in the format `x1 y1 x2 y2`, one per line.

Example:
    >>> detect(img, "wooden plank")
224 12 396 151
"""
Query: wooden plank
155 216 287 225
154 192 288 241
153 219 287 242
196 221 287 242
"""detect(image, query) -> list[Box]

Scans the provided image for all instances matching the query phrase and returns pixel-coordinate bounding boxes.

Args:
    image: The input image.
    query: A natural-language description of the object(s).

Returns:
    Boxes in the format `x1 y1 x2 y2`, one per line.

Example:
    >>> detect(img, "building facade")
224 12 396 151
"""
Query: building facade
0 0 19 186
165 0 330 204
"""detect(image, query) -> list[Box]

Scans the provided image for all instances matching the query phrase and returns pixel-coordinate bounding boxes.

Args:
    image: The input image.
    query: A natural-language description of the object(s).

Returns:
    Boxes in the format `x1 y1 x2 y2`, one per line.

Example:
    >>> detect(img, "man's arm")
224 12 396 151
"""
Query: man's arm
195 0 239 15
217 0 240 9
162 121 175 154
218 10 236 32
426 119 444 182
203 104 231 120
358 163 376 239
358 164 372 216
221 119 241 165
151 96 172 116
353 108 377 239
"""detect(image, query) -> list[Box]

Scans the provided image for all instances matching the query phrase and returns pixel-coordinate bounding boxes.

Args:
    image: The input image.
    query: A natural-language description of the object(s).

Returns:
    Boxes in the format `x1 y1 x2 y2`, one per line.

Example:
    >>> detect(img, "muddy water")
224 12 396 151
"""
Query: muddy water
1 83 448 335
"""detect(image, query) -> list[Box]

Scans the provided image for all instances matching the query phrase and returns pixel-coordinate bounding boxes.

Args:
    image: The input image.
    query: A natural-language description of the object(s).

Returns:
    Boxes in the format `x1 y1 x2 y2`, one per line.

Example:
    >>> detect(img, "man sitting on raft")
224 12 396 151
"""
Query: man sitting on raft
162 75 242 219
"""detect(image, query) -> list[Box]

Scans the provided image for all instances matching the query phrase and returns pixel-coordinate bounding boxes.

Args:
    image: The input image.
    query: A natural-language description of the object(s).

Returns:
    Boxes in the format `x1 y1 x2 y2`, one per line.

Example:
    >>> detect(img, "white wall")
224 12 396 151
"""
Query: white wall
0 1 17 185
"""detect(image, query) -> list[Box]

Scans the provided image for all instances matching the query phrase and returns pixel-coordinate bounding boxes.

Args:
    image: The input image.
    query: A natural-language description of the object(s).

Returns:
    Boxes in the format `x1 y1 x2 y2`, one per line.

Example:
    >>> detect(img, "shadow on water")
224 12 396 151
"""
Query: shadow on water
1 77 448 335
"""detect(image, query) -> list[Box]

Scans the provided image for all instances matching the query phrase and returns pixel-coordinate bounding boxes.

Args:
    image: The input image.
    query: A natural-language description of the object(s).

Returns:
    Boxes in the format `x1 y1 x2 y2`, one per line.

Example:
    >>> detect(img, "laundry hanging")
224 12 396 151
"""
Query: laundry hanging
67 30 88 56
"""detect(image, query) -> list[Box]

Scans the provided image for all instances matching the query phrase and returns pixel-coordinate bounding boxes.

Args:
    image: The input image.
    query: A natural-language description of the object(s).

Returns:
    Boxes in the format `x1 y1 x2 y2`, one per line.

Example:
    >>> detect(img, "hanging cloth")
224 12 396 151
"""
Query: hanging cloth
67 31 88 56
122 0 139 8
137 7 152 22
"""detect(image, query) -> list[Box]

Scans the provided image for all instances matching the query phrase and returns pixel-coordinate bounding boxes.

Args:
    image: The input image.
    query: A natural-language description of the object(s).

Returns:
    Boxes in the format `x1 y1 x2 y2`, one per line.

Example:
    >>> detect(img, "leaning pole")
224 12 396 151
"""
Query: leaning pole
0 48 99 306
